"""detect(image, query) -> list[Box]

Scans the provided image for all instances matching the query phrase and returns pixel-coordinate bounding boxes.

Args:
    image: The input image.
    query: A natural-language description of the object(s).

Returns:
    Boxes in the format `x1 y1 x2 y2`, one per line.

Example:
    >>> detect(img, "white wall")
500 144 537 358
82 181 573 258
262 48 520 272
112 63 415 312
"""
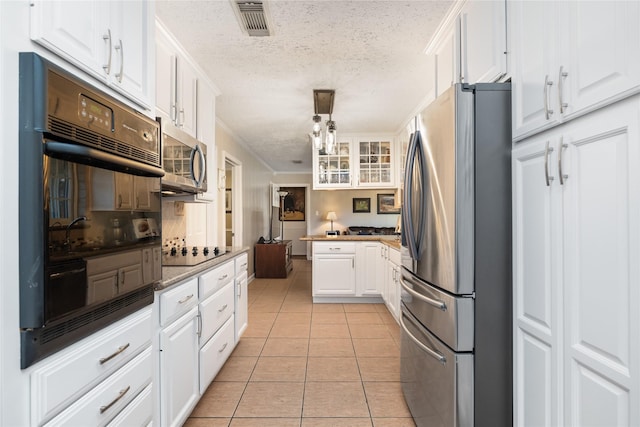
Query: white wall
215 122 274 275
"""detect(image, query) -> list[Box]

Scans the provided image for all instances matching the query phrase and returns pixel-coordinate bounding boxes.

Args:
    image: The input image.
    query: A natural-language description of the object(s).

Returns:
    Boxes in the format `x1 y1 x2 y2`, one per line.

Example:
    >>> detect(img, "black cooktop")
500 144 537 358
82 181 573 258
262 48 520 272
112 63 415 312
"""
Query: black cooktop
162 246 225 267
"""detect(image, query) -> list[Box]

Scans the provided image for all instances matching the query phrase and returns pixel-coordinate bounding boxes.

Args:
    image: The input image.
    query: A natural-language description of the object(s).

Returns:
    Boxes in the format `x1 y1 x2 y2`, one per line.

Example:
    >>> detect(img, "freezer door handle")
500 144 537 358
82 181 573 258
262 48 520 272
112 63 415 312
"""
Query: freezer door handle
400 315 446 364
400 275 447 311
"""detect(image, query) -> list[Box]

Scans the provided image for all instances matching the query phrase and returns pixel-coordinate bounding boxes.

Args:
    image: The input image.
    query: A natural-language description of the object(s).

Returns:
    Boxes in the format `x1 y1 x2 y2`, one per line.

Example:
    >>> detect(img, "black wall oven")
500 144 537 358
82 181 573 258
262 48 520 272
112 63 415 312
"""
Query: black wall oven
19 53 164 368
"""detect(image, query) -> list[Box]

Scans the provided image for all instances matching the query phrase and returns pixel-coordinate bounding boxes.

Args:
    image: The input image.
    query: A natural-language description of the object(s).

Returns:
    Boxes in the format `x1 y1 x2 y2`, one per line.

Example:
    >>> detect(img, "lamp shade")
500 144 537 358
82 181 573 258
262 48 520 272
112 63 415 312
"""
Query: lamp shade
326 211 337 221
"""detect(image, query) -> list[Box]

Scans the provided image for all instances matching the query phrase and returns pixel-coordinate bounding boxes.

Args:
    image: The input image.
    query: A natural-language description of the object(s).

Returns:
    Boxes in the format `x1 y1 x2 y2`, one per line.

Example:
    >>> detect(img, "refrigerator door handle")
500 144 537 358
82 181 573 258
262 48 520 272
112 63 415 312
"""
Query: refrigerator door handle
400 275 447 311
413 131 428 258
403 131 419 260
400 315 446 364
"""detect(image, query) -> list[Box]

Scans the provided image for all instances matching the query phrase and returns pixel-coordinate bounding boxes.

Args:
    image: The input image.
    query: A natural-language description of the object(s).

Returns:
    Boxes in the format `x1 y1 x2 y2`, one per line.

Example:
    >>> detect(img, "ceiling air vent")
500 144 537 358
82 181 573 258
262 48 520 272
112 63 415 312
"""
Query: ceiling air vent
232 1 271 37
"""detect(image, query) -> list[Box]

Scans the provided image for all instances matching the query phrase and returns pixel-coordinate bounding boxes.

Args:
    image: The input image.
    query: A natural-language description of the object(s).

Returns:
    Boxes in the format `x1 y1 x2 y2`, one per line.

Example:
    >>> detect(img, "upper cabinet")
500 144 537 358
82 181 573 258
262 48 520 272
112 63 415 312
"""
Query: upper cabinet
510 0 640 141
155 21 198 138
312 136 396 190
427 0 507 97
30 0 154 110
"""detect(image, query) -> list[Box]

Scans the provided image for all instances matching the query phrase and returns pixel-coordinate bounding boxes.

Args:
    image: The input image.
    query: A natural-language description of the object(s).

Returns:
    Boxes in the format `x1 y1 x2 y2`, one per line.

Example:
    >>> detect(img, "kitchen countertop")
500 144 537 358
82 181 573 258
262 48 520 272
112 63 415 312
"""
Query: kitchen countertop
300 235 401 250
157 246 250 290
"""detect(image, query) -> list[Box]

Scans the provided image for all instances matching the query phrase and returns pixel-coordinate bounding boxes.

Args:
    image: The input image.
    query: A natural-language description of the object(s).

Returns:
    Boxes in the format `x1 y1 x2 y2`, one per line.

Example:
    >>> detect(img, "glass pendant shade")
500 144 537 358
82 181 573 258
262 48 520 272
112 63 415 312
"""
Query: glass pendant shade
312 115 322 133
325 120 337 154
312 131 323 150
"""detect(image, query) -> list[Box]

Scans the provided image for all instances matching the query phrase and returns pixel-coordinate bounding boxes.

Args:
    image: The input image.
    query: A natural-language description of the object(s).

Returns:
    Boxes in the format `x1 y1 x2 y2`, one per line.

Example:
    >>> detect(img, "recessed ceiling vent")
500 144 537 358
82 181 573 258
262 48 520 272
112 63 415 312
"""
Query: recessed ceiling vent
232 1 272 37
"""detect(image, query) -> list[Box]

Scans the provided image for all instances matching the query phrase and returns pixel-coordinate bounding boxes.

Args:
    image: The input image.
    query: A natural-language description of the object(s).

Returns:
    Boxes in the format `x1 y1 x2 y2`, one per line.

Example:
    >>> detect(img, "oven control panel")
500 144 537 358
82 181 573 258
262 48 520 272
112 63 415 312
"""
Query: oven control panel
78 95 113 132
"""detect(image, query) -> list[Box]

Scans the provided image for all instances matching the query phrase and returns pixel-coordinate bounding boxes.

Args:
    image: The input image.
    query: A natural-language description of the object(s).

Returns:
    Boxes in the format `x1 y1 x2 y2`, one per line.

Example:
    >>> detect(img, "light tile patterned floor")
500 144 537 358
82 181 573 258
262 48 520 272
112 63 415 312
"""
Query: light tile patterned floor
184 258 415 427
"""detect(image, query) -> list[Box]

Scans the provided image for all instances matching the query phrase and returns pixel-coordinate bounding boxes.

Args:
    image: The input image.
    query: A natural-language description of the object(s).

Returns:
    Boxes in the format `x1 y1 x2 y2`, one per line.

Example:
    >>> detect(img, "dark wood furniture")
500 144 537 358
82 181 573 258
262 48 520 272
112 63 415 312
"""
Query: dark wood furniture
254 240 293 278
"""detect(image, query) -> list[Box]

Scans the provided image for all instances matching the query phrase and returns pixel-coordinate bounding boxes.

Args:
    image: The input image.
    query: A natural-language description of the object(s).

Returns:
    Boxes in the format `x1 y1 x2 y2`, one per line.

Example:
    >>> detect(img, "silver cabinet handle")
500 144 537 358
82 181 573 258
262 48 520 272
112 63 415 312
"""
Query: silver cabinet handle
99 385 130 414
238 282 242 298
102 29 112 74
117 194 122 208
218 304 228 313
558 66 569 114
196 312 202 338
178 294 194 304
544 141 555 187
352 258 354 269
544 75 554 120
329 247 341 251
119 270 125 285
218 342 228 353
218 274 228 281
400 276 447 311
99 343 130 365
178 108 185 128
558 138 568 185
399 315 446 364
240 263 247 269
114 39 123 83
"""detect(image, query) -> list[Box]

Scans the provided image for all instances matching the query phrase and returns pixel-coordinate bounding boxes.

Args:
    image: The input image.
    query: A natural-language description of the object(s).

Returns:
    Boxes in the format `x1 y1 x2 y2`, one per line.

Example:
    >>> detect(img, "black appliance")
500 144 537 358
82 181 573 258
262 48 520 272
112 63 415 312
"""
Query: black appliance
19 53 164 368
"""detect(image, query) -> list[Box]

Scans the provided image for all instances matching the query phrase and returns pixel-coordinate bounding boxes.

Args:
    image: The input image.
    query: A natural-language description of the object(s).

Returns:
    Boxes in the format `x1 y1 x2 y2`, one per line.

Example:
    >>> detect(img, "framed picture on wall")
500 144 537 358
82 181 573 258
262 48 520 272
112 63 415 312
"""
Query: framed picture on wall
352 197 371 213
377 193 400 214
279 186 306 221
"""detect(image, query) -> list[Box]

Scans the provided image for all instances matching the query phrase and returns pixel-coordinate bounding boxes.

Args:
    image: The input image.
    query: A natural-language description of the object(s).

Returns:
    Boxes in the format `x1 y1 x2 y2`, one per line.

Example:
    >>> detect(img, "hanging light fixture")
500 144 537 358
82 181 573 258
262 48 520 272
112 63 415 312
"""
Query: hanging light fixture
325 115 337 154
312 89 336 152
311 114 323 150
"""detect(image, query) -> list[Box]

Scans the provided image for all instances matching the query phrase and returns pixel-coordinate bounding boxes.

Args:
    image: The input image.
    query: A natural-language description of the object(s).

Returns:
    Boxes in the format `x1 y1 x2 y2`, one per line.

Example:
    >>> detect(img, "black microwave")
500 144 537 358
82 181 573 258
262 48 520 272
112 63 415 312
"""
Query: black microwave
158 115 208 195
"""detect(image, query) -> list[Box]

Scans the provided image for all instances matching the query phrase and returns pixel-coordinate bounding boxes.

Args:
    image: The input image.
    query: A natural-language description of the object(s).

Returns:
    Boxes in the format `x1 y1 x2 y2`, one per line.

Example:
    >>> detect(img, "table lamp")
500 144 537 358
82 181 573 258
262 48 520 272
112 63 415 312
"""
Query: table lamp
326 211 337 232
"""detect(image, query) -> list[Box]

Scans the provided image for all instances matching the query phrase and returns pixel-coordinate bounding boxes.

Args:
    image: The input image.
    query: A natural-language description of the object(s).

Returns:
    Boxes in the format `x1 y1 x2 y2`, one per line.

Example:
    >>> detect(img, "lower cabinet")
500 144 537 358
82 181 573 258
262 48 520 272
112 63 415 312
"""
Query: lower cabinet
235 270 248 340
384 246 401 321
159 306 199 427
199 316 235 393
312 241 397 303
30 307 153 426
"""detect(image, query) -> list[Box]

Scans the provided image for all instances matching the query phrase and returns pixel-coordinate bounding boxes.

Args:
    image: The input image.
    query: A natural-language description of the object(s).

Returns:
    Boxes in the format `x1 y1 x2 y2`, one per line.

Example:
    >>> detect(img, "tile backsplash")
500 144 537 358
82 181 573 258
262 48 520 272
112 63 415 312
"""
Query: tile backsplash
162 200 186 248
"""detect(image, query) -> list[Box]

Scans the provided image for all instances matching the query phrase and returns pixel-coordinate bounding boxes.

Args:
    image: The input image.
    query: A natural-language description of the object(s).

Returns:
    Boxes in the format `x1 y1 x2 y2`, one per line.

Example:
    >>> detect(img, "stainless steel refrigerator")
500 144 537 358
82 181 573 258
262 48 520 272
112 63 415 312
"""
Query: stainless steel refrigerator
400 83 512 427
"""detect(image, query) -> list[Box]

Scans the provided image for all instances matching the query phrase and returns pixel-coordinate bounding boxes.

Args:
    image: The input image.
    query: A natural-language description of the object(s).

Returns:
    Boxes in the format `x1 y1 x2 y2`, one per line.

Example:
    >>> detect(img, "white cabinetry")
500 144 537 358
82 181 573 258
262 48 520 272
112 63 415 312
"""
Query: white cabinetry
30 308 152 426
312 242 357 299
142 247 162 284
510 0 640 140
155 19 198 138
384 246 401 321
92 170 158 211
513 97 640 426
235 253 249 340
356 242 383 296
426 0 507 97
86 250 144 305
30 0 154 109
312 136 396 189
158 278 199 427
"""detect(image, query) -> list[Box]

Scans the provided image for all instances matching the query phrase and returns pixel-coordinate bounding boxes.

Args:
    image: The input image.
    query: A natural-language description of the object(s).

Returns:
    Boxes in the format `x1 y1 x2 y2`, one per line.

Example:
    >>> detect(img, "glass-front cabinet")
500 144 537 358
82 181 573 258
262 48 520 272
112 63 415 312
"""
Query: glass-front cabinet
312 136 397 189
313 138 353 189
356 138 394 187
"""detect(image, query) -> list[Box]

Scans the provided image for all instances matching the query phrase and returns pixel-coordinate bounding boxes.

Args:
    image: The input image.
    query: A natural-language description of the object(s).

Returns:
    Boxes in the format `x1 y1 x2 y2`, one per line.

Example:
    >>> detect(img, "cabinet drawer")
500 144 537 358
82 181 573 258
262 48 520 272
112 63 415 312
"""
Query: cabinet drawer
199 260 234 299
106 383 152 427
313 241 356 254
31 308 152 425
388 246 401 265
199 282 234 345
44 347 152 427
159 277 198 326
235 253 248 273
199 316 235 394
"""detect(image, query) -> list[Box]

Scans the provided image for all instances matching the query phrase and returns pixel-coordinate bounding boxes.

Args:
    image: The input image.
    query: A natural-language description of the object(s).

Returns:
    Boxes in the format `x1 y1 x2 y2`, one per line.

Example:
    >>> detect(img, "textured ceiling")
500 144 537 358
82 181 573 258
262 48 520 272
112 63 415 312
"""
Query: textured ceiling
155 0 454 173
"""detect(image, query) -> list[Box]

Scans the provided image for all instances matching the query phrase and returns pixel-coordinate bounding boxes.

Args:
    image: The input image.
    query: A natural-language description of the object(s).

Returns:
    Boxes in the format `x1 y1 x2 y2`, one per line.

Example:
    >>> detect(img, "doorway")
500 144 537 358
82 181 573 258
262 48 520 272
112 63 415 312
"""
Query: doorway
277 184 310 257
223 152 242 249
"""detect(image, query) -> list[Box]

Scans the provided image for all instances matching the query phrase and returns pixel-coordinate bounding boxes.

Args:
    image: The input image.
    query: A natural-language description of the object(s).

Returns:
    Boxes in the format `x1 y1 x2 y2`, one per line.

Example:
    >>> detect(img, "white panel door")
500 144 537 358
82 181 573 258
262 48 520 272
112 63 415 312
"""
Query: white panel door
563 1 640 120
459 0 506 83
512 131 563 426
561 98 640 426
510 0 560 139
313 256 356 296
434 23 458 97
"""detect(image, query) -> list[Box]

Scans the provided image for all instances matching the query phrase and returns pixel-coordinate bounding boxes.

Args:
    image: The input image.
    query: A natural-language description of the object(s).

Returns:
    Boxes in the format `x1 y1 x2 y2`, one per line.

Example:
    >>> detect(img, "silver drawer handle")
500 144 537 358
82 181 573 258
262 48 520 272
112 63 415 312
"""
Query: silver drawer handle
400 277 447 311
218 304 228 312
99 343 130 365
400 316 446 364
240 263 247 269
218 342 228 353
99 385 130 414
218 274 228 281
178 294 194 304
329 247 341 251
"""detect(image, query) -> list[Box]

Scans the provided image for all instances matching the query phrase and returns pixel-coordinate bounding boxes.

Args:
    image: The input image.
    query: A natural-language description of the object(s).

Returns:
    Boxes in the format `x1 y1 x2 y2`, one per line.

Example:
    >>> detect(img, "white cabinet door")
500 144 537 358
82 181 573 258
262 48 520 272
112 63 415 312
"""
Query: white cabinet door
155 25 176 121
235 271 248 341
176 58 198 138
510 0 640 140
562 1 640 120
513 96 640 427
313 255 356 296
355 139 395 187
108 0 152 108
31 1 108 82
510 0 560 139
560 98 640 427
459 0 506 84
313 138 353 189
433 22 458 97
356 242 381 296
159 306 199 427
513 130 562 426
